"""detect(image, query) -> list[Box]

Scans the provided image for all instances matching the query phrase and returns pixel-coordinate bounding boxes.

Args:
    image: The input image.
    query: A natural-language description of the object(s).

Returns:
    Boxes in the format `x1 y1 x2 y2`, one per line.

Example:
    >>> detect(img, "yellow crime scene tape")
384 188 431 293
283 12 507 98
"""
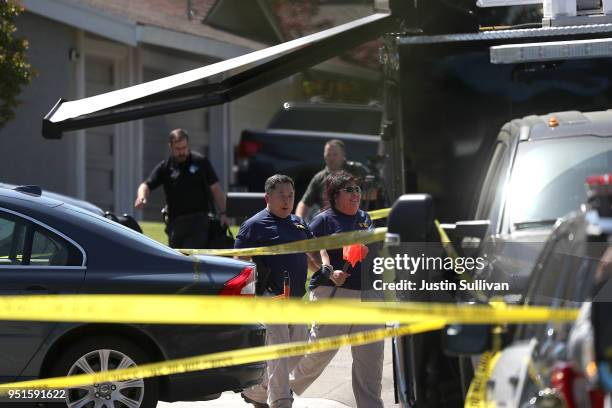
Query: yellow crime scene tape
179 207 390 256
464 351 501 408
0 320 445 393
434 219 459 259
179 226 387 256
434 219 490 304
464 304 506 407
367 207 390 220
0 295 579 325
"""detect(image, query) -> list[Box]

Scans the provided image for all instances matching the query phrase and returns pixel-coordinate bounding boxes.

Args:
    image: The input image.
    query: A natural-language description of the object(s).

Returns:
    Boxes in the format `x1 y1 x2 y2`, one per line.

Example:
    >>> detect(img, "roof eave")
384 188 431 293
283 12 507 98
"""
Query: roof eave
22 0 256 58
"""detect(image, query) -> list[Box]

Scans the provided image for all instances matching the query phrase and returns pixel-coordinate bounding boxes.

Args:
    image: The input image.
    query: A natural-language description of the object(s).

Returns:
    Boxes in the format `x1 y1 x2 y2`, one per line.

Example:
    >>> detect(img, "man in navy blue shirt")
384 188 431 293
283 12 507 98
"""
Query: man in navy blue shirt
237 174 320 408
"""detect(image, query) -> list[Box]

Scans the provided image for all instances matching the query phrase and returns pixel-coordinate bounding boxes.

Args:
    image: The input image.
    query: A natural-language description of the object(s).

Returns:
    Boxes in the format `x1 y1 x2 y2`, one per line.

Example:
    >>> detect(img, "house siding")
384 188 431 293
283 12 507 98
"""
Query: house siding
2 8 312 219
0 12 78 196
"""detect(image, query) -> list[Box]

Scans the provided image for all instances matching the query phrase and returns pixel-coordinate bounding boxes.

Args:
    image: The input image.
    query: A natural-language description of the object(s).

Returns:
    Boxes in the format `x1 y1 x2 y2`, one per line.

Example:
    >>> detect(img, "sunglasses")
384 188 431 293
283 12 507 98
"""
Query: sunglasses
341 186 362 194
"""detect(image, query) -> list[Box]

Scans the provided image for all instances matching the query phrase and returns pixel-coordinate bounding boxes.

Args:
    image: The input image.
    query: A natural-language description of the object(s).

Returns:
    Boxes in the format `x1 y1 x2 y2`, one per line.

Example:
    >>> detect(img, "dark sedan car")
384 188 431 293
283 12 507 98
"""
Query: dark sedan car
0 183 105 216
0 186 265 408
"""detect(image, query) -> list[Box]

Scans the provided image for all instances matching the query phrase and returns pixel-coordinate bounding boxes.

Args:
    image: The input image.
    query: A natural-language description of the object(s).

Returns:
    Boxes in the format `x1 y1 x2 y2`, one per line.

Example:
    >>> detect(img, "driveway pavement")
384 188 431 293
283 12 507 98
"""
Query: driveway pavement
157 338 394 408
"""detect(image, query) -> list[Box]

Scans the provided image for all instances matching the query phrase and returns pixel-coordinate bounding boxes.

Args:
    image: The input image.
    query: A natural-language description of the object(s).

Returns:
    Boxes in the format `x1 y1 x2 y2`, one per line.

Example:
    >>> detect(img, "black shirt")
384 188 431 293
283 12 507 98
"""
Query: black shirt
145 152 218 220
235 209 313 298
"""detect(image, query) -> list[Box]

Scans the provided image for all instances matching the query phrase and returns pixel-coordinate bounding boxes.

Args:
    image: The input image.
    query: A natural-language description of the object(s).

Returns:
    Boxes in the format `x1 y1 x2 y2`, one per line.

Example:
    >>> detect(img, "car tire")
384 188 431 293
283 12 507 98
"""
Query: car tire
46 335 159 408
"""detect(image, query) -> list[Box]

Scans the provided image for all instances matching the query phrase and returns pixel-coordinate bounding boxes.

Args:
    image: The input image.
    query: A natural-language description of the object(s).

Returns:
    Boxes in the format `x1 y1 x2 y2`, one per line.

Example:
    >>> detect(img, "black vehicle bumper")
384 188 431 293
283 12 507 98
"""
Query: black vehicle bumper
158 323 267 401
161 362 266 402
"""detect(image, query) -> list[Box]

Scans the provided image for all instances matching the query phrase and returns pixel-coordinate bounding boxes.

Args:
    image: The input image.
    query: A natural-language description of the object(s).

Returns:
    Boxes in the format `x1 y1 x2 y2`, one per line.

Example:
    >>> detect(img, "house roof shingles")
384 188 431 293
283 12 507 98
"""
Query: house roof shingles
75 0 266 50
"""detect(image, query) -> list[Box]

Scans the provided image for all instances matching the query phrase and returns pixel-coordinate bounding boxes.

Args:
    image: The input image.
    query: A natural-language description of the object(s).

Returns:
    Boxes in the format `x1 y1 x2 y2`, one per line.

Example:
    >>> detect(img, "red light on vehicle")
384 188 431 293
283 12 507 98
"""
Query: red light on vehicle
220 266 255 296
586 174 612 186
238 140 262 158
551 363 576 408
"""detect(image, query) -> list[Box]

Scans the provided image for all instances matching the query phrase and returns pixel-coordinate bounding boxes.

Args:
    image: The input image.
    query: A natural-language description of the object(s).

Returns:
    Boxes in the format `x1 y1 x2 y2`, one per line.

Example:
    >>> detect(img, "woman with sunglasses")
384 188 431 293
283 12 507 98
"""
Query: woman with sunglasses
289 170 384 408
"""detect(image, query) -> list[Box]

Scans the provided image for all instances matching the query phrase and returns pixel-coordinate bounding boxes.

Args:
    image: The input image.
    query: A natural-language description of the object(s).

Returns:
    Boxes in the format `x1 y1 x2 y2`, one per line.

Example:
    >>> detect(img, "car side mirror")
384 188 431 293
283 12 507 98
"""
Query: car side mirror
444 324 492 356
592 301 612 391
386 194 435 242
454 220 490 257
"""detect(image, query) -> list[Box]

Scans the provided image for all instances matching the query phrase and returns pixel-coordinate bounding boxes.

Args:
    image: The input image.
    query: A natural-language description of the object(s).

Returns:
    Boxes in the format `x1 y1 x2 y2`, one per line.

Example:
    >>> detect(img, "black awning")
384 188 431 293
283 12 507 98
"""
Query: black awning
43 12 394 139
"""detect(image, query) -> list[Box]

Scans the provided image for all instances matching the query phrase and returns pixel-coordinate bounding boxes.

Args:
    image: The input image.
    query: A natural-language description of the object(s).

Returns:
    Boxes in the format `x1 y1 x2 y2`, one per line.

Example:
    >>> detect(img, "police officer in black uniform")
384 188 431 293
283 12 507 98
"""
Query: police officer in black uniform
134 128 227 248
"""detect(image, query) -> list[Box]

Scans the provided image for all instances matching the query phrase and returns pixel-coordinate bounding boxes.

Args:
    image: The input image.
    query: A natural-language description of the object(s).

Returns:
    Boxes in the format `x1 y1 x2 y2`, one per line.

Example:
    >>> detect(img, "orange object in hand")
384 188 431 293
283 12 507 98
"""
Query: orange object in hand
342 244 369 268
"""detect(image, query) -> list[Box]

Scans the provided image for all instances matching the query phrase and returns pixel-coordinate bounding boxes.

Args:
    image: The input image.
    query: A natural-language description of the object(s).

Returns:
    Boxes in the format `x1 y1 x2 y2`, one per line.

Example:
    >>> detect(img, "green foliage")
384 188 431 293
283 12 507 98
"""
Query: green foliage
140 221 168 245
140 221 239 246
0 0 35 128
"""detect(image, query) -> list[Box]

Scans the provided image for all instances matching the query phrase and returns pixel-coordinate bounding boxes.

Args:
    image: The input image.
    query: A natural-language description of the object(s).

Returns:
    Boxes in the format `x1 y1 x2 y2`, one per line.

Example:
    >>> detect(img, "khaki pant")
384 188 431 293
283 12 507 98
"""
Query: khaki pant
290 286 385 408
242 323 308 408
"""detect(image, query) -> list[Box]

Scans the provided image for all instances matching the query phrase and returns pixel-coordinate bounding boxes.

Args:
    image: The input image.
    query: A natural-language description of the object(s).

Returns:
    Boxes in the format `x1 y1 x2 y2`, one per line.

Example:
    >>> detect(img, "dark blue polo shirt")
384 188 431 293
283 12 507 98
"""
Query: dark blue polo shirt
235 209 313 298
309 208 372 290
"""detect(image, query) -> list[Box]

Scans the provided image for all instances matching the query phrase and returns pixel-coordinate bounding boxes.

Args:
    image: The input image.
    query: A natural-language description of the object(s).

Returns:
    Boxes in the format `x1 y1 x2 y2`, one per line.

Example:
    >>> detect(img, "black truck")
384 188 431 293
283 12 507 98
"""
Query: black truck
235 101 382 204
378 2 612 406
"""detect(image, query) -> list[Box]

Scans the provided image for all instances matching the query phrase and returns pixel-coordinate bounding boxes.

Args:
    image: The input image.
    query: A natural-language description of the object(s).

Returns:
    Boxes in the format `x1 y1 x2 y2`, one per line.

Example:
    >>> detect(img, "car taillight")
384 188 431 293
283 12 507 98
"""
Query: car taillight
238 140 262 158
588 389 605 408
220 266 255 296
585 174 612 187
551 363 576 408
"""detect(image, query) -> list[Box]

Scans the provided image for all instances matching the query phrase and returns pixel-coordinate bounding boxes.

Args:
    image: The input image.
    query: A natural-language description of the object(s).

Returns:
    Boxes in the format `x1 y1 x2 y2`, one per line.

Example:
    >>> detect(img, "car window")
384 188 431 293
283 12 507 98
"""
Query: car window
518 216 599 344
29 228 82 266
256 134 378 169
474 141 510 224
0 210 83 267
506 136 612 228
0 215 26 265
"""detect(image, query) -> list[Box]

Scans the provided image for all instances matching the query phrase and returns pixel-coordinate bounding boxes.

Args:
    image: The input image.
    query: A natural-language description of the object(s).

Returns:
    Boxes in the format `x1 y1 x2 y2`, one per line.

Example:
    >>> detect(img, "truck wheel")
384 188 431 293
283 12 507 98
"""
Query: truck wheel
47 335 159 408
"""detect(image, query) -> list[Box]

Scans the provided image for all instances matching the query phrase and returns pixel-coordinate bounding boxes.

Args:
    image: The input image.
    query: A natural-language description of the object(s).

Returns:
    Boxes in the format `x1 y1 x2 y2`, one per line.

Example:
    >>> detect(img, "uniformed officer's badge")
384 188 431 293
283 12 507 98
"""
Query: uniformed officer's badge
189 164 198 174
294 223 306 230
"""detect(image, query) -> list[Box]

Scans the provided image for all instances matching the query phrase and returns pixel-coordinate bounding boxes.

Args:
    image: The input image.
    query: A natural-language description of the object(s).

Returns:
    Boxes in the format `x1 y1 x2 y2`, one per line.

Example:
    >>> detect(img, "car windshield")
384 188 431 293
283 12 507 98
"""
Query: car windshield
507 135 612 228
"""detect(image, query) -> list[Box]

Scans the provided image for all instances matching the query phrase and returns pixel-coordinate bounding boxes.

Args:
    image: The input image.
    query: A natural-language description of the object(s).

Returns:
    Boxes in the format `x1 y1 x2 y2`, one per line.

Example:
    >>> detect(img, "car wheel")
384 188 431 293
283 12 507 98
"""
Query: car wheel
47 335 159 408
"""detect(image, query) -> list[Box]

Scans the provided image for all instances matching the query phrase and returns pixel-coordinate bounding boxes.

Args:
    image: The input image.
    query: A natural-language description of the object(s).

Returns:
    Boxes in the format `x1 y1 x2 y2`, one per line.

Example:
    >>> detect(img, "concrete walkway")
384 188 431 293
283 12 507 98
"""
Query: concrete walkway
158 338 394 408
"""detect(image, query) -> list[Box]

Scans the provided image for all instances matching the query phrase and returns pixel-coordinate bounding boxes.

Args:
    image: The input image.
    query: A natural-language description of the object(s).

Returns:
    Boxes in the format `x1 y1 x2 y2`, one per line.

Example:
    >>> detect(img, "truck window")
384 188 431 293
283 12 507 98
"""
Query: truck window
474 141 509 225
268 107 382 135
507 136 612 229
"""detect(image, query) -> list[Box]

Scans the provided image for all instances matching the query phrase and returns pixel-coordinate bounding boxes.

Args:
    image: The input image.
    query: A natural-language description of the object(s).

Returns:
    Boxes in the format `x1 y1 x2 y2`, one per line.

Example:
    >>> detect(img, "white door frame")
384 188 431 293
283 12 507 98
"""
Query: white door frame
74 32 142 214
